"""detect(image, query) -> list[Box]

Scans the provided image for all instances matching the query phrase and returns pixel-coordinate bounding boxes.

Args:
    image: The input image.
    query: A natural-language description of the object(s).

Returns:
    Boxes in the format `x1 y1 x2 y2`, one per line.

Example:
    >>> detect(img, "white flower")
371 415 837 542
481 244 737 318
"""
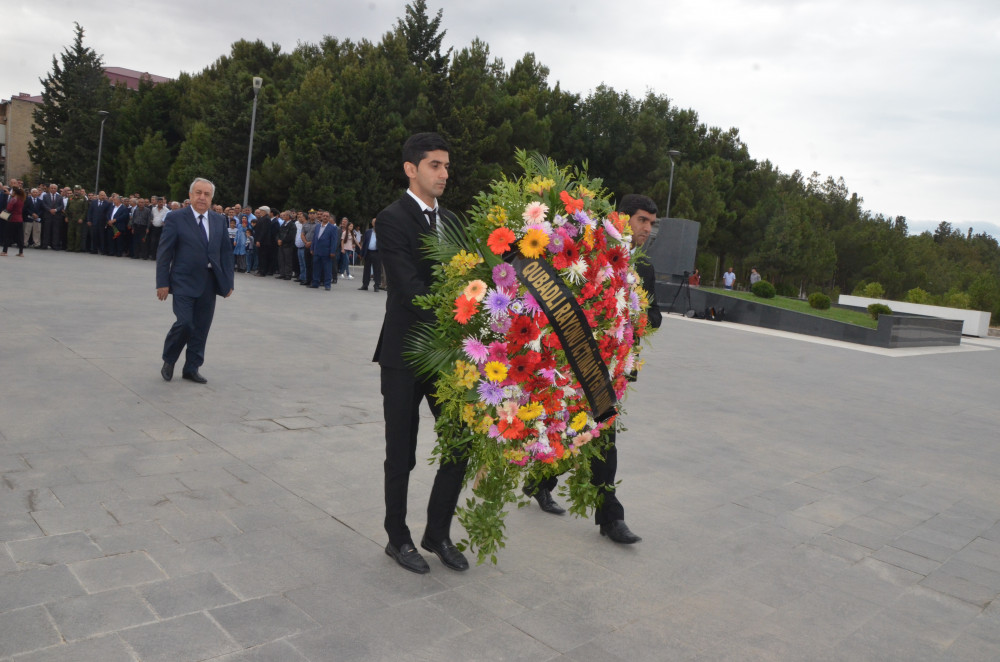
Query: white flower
615 288 627 314
527 337 542 352
563 259 587 284
502 385 522 400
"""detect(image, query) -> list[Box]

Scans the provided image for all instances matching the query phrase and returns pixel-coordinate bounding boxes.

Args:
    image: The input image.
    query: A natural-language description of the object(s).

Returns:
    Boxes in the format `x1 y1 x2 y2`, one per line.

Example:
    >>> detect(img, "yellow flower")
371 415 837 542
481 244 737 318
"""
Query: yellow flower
519 228 549 259
448 250 483 275
484 361 508 382
570 411 588 432
486 205 509 227
517 403 544 421
527 177 555 196
453 360 479 389
577 185 595 200
582 225 595 250
476 414 494 434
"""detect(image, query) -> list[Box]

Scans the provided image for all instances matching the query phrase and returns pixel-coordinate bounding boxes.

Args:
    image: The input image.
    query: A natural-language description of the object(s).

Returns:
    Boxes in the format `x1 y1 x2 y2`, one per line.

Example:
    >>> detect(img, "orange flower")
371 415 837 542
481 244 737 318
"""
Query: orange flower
560 190 584 214
453 295 478 324
487 227 516 255
608 211 627 233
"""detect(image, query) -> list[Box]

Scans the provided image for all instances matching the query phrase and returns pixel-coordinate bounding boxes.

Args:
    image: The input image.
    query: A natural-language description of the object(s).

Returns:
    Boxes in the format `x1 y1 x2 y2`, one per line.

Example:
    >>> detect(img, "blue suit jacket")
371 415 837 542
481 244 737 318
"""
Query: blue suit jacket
156 208 234 298
311 223 339 256
106 204 131 230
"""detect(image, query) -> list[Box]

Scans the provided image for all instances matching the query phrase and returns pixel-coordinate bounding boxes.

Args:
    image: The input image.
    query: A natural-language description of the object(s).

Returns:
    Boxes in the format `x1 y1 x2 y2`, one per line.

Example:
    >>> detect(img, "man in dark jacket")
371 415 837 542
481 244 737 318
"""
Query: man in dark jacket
523 193 662 545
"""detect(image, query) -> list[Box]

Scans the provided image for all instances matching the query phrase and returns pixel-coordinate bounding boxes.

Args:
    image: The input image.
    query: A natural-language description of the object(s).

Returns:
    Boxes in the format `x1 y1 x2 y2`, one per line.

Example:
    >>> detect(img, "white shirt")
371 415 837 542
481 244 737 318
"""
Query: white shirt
294 220 305 248
406 189 438 219
151 206 168 227
193 210 209 242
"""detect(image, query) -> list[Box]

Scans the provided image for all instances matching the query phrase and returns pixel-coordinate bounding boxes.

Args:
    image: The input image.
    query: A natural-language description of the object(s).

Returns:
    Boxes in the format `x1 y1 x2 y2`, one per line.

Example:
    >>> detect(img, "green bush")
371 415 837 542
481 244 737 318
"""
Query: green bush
861 282 886 299
808 292 831 310
942 290 971 309
905 287 931 304
868 303 892 320
751 280 776 298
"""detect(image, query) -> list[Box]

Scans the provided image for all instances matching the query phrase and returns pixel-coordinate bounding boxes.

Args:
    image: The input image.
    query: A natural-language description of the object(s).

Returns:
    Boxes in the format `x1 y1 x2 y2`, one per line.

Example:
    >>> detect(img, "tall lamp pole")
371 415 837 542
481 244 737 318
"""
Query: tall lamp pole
665 149 681 218
94 110 109 192
242 77 263 208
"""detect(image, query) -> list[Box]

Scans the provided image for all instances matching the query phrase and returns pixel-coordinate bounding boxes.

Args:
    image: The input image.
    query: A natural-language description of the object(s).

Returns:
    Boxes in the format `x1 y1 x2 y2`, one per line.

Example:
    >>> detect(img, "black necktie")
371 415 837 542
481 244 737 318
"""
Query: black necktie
198 214 208 244
423 209 436 232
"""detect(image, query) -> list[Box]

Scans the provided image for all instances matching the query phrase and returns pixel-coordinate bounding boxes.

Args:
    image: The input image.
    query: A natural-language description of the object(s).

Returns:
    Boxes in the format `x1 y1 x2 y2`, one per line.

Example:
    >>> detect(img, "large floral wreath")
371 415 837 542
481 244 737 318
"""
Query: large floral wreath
406 151 658 563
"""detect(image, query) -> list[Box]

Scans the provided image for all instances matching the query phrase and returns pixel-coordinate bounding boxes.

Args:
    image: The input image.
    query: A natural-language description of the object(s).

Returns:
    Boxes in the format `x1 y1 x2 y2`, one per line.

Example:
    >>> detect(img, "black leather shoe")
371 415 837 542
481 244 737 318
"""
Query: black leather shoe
358 286 368 290
182 371 208 384
523 486 566 515
385 542 430 574
420 536 469 571
160 361 174 382
600 520 642 544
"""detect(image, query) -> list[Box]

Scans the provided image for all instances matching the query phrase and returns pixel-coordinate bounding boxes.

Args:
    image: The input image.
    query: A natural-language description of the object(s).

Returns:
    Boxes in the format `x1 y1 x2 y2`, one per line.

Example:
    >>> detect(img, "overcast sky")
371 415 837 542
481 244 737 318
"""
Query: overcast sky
6 1 999 237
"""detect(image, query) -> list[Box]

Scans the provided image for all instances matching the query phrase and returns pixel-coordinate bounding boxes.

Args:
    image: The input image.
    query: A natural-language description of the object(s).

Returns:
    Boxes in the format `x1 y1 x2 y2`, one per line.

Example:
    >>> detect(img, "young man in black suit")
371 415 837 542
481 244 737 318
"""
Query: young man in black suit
523 193 663 544
373 132 469 574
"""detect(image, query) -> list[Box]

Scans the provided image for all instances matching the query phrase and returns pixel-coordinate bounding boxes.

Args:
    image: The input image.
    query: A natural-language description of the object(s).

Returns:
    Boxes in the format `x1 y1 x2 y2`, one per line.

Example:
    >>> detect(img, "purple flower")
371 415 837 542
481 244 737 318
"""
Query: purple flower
491 316 512 334
561 223 579 238
547 233 565 254
484 289 512 317
523 293 541 314
477 381 504 406
492 263 517 289
462 337 489 364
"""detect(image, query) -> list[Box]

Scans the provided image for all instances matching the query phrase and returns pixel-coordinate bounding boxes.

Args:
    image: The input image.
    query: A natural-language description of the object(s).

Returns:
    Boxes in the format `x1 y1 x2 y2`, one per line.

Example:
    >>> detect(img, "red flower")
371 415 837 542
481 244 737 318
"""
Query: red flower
606 246 628 272
507 314 540 345
497 417 526 440
508 351 541 384
453 295 478 324
487 227 516 255
560 190 584 215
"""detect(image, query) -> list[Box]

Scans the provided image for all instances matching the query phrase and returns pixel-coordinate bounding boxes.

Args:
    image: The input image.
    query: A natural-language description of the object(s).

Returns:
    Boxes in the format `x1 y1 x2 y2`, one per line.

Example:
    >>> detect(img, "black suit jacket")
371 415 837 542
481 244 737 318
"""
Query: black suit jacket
634 255 662 329
373 193 456 370
360 228 376 256
41 192 64 220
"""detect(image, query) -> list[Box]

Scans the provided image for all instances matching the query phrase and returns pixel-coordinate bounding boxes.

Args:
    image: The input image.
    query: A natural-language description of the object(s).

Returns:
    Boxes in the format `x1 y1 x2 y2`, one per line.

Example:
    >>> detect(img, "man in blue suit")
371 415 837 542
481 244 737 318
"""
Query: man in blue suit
86 190 110 254
309 211 338 290
156 178 234 384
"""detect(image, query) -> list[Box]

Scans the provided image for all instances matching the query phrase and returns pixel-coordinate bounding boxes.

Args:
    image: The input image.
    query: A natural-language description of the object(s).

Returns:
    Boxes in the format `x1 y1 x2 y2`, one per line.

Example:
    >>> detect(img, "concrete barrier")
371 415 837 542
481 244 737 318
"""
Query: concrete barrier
838 295 991 337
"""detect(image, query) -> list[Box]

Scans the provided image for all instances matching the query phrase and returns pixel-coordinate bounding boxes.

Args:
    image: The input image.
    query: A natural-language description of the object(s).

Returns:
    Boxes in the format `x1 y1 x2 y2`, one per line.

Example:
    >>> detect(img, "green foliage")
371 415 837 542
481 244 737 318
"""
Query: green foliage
868 303 892 320
905 287 931 304
30 23 113 186
808 292 831 309
167 122 218 200
942 289 971 310
774 281 798 297
124 131 171 196
30 4 1000 317
859 282 886 299
750 280 776 298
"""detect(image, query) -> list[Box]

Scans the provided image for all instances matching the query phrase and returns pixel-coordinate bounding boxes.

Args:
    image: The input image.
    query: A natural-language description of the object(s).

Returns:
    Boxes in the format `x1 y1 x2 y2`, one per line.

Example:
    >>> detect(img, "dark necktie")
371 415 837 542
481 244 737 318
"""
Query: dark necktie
198 214 208 244
423 209 437 232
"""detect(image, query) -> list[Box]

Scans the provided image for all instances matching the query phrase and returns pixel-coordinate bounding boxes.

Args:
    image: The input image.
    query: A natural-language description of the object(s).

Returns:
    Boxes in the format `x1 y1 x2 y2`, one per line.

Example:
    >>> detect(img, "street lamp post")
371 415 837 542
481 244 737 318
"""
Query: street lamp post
242 77 263 208
94 110 109 192
665 149 681 218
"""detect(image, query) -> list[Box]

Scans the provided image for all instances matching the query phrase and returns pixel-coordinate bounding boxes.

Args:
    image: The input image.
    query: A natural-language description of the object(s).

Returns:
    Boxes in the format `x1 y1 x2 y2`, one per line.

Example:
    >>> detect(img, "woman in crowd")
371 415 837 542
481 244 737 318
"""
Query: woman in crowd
340 220 356 277
2 186 26 256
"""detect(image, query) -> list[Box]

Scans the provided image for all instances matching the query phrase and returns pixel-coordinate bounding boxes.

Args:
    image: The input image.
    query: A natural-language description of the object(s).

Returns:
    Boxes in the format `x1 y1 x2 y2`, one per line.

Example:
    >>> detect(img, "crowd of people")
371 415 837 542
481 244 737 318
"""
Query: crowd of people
0 179 384 290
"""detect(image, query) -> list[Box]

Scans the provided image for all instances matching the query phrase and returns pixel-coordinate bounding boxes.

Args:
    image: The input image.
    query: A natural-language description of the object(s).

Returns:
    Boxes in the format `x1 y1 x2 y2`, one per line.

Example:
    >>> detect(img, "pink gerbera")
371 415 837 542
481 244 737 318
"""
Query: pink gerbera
522 201 549 224
462 337 489 364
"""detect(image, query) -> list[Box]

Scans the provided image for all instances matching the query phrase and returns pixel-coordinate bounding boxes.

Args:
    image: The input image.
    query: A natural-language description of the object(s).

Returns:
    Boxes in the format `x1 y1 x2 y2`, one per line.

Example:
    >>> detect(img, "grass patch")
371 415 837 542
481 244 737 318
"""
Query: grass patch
702 287 878 329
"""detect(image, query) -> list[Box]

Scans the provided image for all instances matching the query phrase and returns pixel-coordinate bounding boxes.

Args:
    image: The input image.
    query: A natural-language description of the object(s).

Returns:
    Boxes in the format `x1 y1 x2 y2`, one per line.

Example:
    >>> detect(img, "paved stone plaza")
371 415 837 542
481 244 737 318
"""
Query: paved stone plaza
1 251 999 661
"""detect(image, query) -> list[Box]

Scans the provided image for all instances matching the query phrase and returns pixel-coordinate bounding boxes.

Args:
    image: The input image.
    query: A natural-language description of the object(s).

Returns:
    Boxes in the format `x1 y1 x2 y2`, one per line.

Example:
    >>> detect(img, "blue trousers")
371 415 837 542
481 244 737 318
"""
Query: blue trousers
162 272 218 373
312 254 333 287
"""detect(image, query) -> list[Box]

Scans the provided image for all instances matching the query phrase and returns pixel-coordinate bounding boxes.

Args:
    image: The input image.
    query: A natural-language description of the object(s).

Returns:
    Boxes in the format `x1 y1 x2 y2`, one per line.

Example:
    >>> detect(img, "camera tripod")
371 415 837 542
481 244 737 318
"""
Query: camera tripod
668 272 695 317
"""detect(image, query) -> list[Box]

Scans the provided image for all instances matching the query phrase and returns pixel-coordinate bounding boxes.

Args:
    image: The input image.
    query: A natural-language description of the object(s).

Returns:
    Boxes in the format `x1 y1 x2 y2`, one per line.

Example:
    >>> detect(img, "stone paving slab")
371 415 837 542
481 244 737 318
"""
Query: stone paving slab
2 252 1000 660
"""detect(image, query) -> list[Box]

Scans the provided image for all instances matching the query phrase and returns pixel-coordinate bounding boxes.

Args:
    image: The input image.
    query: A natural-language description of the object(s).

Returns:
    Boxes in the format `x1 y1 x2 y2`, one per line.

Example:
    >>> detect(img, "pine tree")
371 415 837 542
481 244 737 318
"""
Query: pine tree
29 23 112 186
397 0 451 75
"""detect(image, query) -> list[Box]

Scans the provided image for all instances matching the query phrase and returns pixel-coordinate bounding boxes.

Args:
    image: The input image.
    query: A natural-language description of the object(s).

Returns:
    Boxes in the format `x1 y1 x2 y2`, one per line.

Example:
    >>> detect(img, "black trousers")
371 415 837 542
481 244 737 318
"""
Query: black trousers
527 429 622 525
131 226 148 259
280 244 295 278
162 271 218 373
148 226 162 259
362 251 381 289
42 215 61 248
381 366 468 547
3 222 24 253
89 223 106 254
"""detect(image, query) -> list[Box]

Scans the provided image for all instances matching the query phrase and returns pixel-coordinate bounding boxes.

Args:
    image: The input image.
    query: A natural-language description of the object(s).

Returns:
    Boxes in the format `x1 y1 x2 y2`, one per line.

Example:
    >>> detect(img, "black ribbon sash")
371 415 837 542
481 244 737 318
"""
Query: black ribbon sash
512 256 617 423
